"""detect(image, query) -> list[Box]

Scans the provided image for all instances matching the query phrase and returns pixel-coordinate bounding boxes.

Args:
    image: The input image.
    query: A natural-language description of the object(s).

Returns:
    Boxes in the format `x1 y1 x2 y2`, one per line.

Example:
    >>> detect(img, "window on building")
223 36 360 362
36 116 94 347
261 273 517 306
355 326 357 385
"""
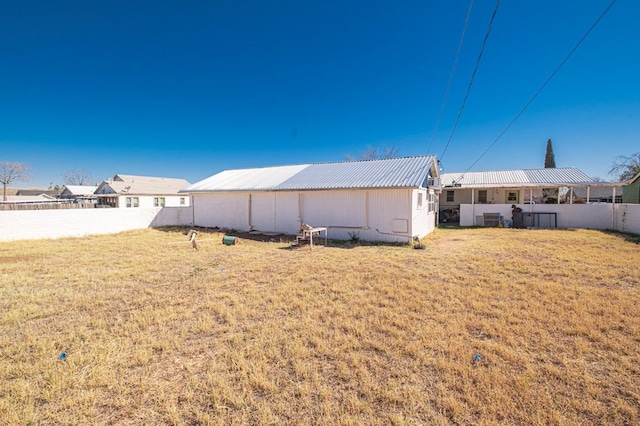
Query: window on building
126 197 139 208
180 197 186 206
478 190 487 203
154 197 166 207
428 192 436 212
446 191 454 202
417 192 424 209
98 196 116 208
506 191 518 203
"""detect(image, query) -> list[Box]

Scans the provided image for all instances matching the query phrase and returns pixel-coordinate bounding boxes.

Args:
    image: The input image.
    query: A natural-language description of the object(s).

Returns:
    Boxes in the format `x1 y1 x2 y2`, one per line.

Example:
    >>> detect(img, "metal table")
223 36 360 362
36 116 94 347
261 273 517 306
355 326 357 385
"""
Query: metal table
296 227 328 249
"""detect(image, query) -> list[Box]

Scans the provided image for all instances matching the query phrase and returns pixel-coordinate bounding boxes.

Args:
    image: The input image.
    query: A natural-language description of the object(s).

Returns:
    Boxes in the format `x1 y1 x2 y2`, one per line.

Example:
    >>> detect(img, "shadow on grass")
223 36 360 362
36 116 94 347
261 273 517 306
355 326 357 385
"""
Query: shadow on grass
154 226 414 250
602 229 640 244
282 239 413 251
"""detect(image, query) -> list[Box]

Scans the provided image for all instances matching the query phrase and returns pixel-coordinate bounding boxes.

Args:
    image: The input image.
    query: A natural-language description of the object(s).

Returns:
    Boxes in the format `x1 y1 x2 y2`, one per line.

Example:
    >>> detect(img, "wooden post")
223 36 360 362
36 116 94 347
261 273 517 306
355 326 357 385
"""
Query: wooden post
187 230 198 250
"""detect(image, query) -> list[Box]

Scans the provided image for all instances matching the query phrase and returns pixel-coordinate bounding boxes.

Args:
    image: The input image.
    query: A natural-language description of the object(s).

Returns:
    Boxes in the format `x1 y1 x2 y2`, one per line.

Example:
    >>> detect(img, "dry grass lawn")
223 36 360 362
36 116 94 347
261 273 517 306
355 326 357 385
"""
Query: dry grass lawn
1 227 639 425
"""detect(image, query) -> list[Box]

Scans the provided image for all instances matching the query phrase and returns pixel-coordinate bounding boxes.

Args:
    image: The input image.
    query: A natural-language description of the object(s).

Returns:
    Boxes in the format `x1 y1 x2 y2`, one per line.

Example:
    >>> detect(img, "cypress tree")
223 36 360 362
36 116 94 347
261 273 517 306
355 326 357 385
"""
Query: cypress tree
544 139 556 168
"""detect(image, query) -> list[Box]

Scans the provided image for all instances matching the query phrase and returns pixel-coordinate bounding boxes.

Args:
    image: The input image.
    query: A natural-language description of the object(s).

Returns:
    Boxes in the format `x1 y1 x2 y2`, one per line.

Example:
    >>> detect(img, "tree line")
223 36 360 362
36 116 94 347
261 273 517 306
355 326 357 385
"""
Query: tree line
1 163 96 201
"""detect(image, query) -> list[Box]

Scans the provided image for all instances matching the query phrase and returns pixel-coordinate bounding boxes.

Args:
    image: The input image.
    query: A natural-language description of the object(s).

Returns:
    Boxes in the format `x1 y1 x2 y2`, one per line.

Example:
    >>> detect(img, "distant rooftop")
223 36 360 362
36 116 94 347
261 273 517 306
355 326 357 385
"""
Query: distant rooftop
440 167 600 188
97 174 190 195
61 185 98 196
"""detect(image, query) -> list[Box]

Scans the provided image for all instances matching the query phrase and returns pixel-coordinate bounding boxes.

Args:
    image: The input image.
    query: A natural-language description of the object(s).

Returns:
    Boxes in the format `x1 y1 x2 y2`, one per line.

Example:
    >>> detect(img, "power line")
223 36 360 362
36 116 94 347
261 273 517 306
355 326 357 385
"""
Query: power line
440 0 500 161
458 0 618 179
427 0 474 154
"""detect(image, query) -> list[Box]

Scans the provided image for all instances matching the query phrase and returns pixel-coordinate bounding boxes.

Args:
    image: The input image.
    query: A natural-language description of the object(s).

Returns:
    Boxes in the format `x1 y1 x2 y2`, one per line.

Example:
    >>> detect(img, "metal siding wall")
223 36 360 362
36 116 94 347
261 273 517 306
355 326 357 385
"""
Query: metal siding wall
191 189 431 242
250 193 276 232
411 188 435 239
300 191 366 229
193 193 249 230
623 181 640 203
365 189 413 243
274 192 300 234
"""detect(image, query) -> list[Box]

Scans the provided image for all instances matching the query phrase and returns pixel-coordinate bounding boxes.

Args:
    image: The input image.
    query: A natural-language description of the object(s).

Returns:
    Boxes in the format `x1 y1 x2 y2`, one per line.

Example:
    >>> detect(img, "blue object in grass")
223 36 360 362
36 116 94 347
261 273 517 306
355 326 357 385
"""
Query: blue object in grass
473 353 483 364
59 352 67 361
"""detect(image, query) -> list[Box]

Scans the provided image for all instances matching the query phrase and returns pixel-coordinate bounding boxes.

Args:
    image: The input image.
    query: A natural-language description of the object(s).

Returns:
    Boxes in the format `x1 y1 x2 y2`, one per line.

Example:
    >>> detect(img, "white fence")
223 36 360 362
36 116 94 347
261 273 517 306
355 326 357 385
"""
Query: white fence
459 203 640 234
1 204 639 243
0 207 193 242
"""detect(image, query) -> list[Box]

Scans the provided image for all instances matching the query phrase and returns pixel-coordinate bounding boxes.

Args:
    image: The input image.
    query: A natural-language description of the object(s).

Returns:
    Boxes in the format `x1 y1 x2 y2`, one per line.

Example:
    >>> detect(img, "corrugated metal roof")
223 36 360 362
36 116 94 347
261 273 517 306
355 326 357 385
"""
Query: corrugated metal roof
183 155 437 192
185 165 308 192
98 175 190 195
441 167 594 188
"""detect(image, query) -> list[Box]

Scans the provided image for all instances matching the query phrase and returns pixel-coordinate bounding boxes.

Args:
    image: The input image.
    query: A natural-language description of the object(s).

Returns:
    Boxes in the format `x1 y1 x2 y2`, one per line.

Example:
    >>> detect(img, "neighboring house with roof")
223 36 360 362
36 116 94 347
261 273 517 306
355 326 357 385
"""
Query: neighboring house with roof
572 185 623 204
0 194 57 204
16 189 60 198
0 194 62 210
95 174 190 208
181 155 441 243
438 167 625 228
60 185 98 203
623 173 640 204
439 168 597 222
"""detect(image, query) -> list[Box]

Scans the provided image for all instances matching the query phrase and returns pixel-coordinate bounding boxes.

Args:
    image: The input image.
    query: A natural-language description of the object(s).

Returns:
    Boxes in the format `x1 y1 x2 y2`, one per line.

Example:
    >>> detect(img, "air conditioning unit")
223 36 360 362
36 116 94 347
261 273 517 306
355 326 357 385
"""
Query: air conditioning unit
428 177 440 188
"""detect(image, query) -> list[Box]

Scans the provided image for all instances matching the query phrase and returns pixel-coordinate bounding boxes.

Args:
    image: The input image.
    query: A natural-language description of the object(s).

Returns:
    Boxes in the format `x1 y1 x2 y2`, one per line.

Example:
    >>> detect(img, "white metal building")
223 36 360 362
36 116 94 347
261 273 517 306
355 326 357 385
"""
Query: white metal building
182 155 441 243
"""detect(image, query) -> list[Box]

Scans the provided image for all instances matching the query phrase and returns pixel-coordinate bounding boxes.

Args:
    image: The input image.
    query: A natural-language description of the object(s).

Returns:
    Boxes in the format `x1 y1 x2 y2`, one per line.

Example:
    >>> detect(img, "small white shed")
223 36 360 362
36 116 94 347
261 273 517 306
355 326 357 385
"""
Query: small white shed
182 155 441 243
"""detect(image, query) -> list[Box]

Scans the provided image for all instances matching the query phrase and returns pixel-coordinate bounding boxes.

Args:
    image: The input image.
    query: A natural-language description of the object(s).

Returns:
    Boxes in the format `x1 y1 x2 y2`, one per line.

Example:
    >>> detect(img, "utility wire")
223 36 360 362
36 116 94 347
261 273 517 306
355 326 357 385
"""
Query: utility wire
427 0 474 154
458 0 618 179
440 0 500 161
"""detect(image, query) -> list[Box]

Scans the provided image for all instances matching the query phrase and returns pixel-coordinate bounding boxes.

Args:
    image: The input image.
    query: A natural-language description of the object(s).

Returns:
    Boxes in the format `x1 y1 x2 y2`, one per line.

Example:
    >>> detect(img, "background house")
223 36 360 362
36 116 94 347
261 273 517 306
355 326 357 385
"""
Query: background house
623 173 640 204
439 167 599 223
16 189 60 198
95 174 190 208
572 186 623 204
60 185 98 204
182 155 441 243
438 167 627 228
0 193 63 211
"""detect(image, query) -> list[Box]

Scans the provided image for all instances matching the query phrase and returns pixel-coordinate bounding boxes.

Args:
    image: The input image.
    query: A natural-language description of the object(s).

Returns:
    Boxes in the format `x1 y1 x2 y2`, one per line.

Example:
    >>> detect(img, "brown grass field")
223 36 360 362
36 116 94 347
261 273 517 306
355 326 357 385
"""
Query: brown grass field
1 226 639 425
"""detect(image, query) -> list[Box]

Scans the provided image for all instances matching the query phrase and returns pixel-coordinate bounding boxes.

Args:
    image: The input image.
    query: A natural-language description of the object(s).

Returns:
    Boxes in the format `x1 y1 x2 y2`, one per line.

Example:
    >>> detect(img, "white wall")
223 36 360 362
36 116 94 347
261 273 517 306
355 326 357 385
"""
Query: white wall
192 192 248 231
0 207 193 242
459 203 640 234
440 188 527 207
117 195 189 208
411 188 437 239
273 192 299 234
615 204 640 234
3 202 637 243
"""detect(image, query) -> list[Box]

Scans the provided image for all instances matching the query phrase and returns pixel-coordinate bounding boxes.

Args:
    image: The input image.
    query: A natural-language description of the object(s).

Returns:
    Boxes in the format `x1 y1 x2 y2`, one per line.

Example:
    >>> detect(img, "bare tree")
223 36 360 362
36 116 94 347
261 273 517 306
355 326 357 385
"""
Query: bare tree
1 161 31 201
609 152 640 182
64 169 95 186
346 144 399 161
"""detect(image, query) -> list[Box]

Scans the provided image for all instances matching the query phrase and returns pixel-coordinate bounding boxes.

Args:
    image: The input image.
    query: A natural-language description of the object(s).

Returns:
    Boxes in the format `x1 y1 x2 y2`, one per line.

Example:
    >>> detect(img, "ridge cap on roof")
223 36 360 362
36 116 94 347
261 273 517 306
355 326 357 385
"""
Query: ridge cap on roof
218 154 435 172
442 166 579 175
114 173 189 181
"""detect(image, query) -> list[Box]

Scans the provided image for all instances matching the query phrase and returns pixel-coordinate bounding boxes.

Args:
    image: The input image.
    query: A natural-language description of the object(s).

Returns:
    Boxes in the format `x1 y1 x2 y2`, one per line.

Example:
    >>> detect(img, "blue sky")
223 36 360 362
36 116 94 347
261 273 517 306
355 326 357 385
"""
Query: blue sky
1 0 637 188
